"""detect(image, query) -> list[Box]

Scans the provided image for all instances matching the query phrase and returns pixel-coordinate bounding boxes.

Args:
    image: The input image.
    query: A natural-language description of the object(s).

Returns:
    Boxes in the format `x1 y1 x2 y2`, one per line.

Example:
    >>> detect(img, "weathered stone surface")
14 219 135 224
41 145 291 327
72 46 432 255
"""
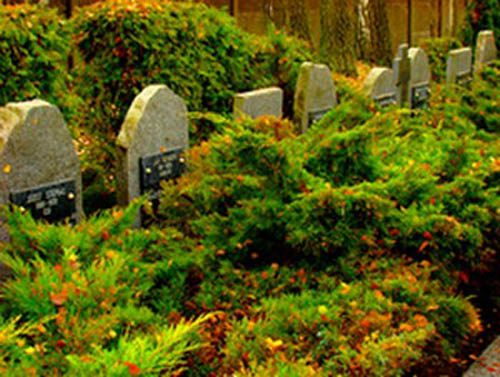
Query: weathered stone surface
116 85 188 225
408 47 431 109
474 30 498 73
464 335 500 377
294 62 337 133
363 67 397 107
0 99 82 224
233 87 283 119
447 47 472 86
393 44 411 107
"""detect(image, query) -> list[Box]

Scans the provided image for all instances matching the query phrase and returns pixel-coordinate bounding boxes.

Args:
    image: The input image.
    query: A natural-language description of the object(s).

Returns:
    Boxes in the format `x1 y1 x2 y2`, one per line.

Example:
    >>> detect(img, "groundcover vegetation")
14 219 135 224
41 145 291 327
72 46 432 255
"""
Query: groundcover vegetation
1 51 499 375
0 1 499 376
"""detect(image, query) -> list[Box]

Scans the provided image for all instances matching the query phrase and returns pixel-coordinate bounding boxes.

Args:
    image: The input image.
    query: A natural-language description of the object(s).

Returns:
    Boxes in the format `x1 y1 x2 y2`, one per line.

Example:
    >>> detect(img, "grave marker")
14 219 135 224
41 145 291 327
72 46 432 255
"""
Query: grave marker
233 87 283 119
408 47 431 109
446 47 472 87
363 67 397 107
0 99 82 225
294 62 337 133
474 30 497 73
393 44 410 107
116 85 188 226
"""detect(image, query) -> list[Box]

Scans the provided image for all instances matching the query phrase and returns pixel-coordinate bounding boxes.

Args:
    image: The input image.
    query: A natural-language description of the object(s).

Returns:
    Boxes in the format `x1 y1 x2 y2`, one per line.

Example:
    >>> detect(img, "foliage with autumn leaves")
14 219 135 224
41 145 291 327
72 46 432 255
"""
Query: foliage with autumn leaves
1 60 499 376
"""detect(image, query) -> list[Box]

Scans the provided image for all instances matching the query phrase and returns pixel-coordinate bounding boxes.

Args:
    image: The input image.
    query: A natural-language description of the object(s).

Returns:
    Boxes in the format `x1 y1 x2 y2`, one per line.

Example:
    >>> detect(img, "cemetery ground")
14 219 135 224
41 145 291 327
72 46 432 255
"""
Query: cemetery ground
0 1 499 376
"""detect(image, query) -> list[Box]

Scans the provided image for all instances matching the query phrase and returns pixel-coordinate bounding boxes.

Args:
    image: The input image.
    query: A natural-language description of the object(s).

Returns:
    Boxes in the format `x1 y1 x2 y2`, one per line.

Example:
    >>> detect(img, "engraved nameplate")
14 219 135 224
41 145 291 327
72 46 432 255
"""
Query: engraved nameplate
308 109 330 127
9 179 77 224
139 148 186 201
410 83 431 109
374 93 397 107
456 71 472 86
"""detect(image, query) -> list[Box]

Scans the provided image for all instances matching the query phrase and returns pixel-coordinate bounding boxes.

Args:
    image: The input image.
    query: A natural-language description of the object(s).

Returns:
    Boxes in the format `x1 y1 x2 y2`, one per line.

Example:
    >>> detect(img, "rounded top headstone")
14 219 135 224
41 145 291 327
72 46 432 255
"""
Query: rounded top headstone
474 30 497 72
408 47 431 85
0 99 82 221
363 67 396 99
294 62 337 133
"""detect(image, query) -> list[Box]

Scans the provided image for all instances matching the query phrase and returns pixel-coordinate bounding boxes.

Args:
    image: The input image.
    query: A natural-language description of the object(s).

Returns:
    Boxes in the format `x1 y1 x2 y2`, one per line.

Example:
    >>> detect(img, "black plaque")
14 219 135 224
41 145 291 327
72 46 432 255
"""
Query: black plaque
308 109 330 127
139 148 186 201
410 83 431 109
374 92 397 107
456 71 472 87
9 179 77 224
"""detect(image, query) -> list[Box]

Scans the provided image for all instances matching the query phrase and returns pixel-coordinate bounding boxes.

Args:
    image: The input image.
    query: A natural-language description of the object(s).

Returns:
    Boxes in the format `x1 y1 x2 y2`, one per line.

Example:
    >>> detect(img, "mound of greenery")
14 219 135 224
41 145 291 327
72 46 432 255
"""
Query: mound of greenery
0 4 70 110
1 60 497 376
71 0 311 134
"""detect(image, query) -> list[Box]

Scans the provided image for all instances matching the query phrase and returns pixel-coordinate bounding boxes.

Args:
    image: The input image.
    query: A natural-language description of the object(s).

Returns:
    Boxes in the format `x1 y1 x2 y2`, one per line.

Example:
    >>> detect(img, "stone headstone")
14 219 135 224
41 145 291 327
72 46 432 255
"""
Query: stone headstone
116 85 188 226
294 62 337 133
446 47 472 86
233 87 283 119
363 67 397 107
464 335 500 377
0 99 82 225
474 30 498 73
393 44 411 107
408 47 431 109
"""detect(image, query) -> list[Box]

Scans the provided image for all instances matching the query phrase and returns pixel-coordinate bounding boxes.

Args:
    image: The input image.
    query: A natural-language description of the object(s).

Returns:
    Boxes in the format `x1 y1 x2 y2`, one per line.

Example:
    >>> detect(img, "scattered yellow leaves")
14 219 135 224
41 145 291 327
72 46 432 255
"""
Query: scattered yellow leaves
3 164 11 174
318 305 328 315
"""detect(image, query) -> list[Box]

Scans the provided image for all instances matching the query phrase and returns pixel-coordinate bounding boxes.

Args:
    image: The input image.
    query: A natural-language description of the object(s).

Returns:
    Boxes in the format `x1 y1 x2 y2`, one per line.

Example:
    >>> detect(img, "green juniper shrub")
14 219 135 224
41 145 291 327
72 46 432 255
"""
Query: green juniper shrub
71 0 311 135
0 201 210 376
70 0 311 212
0 4 69 107
222 260 481 376
461 0 500 49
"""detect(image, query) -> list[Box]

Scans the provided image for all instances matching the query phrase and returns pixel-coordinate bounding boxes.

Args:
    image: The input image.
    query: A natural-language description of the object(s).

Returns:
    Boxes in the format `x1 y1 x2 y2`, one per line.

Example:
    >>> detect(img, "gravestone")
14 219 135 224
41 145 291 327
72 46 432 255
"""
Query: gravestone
233 87 283 119
0 99 82 225
408 47 431 109
363 67 397 107
294 62 337 133
116 85 188 226
446 47 472 86
464 335 500 377
0 100 82 280
393 44 411 107
474 30 498 73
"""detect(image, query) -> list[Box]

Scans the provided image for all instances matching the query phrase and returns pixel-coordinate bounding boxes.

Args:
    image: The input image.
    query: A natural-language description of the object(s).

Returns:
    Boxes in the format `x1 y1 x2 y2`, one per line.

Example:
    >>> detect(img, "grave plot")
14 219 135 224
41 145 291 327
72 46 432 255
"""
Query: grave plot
447 47 473 87
294 62 337 133
116 85 189 226
233 87 283 120
0 100 82 225
363 67 397 107
474 30 497 73
408 47 431 109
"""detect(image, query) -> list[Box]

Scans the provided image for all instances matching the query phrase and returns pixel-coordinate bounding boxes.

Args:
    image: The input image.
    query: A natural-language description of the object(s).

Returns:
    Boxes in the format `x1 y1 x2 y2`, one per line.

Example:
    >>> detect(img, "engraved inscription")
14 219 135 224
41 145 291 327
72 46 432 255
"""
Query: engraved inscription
139 148 186 203
374 93 397 107
9 179 77 224
410 83 431 109
308 109 330 127
456 71 472 86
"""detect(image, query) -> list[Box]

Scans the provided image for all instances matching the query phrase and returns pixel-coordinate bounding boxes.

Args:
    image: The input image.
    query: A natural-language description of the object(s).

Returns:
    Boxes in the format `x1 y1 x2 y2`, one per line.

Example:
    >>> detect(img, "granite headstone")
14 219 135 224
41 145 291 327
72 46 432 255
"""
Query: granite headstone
116 85 188 226
234 87 283 119
474 30 497 73
363 67 397 107
0 99 82 225
393 44 411 107
408 47 431 109
446 47 472 86
0 100 82 279
294 62 337 133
